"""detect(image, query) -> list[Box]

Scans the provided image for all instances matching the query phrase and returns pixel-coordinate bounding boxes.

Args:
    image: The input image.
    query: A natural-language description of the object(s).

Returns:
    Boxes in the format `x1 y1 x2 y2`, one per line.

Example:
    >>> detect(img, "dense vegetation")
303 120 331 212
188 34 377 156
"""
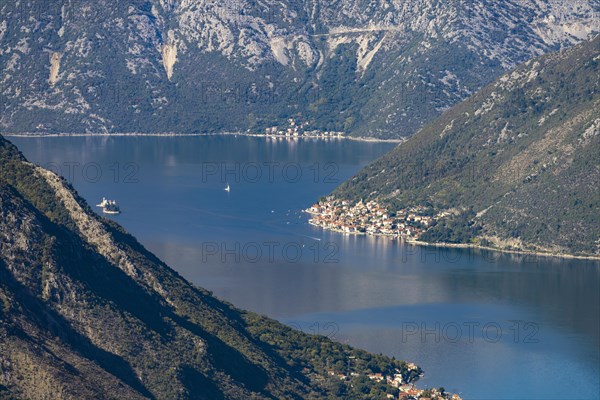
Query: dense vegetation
334 36 600 256
1 134 425 399
419 210 482 244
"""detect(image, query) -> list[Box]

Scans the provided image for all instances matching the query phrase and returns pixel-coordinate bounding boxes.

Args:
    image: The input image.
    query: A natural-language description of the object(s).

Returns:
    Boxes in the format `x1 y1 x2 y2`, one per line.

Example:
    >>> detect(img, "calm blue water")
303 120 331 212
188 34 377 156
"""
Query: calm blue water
10 135 600 400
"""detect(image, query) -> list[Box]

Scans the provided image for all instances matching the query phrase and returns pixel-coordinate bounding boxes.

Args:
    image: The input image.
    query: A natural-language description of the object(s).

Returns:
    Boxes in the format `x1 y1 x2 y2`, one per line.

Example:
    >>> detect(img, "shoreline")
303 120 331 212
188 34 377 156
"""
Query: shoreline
307 219 600 261
11 130 594 261
2 131 405 143
406 239 600 261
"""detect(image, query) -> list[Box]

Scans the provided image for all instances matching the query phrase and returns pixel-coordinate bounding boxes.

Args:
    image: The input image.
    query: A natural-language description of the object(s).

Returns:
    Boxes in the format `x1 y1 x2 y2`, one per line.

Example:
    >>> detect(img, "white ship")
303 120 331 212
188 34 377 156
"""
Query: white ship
96 197 121 215
96 197 109 207
102 200 121 215
225 183 231 192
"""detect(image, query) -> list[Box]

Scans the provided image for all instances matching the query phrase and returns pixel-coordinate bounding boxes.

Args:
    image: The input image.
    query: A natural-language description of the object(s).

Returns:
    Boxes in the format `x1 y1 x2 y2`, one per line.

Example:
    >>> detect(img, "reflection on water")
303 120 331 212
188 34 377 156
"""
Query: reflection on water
10 135 600 400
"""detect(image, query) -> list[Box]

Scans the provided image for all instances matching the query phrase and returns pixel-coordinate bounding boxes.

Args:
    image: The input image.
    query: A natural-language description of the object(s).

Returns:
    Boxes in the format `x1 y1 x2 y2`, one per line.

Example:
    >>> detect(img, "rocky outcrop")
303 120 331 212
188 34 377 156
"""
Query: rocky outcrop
48 52 62 86
161 30 178 81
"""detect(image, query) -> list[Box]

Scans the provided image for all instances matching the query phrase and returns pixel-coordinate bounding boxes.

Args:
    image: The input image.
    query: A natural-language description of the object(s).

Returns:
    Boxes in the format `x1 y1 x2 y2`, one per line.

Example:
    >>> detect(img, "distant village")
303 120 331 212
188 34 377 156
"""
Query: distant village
307 197 436 239
328 362 461 400
264 118 345 139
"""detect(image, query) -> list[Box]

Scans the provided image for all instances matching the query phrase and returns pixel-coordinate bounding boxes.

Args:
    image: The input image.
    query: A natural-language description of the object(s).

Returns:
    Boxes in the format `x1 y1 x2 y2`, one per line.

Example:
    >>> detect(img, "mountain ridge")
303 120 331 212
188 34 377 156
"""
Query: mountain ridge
1 0 598 137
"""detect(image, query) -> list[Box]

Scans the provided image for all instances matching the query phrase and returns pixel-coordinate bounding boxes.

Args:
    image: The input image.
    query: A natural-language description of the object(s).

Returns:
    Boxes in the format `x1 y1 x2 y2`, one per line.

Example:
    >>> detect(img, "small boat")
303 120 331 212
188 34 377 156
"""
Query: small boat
102 200 121 215
225 183 231 192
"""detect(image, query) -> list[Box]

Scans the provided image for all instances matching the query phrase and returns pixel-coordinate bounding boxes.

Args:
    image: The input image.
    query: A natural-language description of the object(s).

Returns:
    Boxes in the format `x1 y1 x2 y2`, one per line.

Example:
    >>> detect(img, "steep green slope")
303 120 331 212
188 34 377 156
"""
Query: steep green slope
333 36 600 256
0 135 428 399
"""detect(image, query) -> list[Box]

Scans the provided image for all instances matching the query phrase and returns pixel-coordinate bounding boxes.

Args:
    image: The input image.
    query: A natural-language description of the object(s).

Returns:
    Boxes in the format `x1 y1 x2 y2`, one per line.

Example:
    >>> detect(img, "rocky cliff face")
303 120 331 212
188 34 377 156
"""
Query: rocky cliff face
1 0 598 137
0 135 424 399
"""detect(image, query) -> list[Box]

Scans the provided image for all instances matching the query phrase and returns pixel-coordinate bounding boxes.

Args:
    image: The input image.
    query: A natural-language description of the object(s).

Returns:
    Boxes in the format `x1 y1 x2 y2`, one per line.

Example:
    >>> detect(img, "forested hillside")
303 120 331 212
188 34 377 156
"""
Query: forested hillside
334 36 600 256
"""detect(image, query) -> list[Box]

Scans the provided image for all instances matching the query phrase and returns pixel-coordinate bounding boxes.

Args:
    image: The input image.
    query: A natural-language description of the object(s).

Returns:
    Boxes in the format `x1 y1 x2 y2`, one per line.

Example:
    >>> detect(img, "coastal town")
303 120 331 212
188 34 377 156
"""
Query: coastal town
329 362 461 399
306 197 436 239
264 118 345 139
